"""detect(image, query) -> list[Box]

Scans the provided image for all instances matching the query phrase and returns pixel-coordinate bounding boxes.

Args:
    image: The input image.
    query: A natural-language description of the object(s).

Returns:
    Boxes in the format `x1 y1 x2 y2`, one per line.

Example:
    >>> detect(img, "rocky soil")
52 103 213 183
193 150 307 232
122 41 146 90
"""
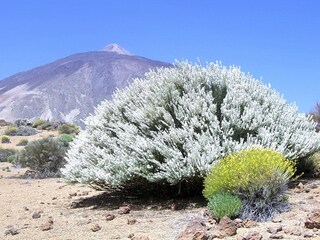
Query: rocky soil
1 162 320 240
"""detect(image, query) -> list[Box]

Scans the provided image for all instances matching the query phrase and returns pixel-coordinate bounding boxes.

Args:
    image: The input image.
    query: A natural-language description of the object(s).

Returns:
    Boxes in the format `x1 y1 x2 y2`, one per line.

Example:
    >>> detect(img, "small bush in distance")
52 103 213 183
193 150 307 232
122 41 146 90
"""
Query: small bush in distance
36 121 52 130
58 123 80 135
203 148 296 221
18 137 67 178
1 135 10 143
32 119 45 128
5 126 37 136
16 126 37 136
16 138 28 146
207 192 242 220
4 126 19 136
0 148 17 162
14 119 32 127
298 151 320 178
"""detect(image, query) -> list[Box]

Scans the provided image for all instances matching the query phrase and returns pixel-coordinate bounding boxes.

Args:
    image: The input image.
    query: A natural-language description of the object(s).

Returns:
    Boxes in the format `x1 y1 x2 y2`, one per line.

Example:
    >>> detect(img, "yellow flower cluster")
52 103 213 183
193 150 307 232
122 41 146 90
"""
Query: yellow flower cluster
203 148 296 199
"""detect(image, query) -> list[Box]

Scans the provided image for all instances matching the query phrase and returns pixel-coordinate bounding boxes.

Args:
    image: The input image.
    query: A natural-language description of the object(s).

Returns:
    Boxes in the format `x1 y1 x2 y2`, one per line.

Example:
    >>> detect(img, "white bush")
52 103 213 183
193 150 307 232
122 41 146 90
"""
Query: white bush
62 61 320 188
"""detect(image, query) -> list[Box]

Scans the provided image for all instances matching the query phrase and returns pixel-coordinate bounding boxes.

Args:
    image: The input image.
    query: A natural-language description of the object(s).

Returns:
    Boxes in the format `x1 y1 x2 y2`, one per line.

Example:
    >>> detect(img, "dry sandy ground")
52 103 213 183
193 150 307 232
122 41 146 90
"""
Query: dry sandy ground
1 162 320 240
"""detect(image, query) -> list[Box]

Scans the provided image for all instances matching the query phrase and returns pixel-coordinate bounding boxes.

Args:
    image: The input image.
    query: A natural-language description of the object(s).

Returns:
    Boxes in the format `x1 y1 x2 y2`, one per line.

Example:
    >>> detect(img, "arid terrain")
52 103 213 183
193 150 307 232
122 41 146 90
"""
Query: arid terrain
1 161 320 240
0 126 59 150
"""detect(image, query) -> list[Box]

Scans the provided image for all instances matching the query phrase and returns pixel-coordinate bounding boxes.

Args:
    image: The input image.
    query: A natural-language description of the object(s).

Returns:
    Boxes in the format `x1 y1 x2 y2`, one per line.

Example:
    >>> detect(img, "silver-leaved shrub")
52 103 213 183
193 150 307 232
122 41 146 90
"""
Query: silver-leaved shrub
62 61 320 189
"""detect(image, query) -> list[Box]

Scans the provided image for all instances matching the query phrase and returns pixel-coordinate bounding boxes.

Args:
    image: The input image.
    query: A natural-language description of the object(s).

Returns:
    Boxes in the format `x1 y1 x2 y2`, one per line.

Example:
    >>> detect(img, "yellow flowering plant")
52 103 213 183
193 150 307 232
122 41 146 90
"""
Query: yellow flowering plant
203 148 296 221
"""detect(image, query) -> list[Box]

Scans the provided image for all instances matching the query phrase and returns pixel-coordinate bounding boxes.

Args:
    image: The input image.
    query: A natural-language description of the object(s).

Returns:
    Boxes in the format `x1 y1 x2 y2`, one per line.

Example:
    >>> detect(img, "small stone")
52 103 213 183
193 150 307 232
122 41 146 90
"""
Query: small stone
118 206 131 215
81 191 89 196
297 182 304 189
272 216 282 223
289 228 302 236
105 213 115 221
242 219 258 228
305 209 320 229
269 234 284 239
267 226 282 234
219 216 237 236
211 228 226 239
234 218 243 225
177 219 209 240
238 231 262 240
91 224 101 232
48 217 54 224
303 231 314 238
32 211 41 219
52 197 57 200
127 218 137 225
4 227 19 236
40 222 52 231
23 206 29 211
128 233 134 238
298 200 307 204
69 192 77 197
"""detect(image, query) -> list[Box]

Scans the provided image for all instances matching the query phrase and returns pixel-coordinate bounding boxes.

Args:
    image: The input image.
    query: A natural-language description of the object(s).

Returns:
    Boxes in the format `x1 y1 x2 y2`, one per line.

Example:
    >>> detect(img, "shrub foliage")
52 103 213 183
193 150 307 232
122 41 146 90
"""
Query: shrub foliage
5 126 37 136
18 137 67 178
0 148 17 162
203 148 296 221
58 123 80 135
62 62 320 191
207 192 242 220
1 135 10 143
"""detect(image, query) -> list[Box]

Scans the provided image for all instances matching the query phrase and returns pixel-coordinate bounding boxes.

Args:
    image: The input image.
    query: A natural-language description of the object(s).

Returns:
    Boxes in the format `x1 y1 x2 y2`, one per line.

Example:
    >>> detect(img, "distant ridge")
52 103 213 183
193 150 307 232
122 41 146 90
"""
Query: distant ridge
0 44 171 126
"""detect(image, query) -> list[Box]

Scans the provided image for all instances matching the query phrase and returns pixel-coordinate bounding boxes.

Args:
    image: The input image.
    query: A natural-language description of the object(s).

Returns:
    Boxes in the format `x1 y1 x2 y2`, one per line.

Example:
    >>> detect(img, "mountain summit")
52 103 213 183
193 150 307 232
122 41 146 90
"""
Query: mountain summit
101 43 132 55
0 45 170 126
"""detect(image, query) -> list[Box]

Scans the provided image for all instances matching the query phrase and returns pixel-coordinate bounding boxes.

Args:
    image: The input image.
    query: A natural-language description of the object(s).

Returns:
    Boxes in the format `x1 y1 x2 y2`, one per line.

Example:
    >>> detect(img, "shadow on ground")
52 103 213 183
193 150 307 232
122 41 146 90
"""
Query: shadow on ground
70 191 206 211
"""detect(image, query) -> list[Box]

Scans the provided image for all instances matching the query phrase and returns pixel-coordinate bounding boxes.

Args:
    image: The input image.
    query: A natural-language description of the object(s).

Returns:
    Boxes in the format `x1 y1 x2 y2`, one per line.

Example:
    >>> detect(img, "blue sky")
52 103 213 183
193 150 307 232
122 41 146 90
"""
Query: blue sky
1 0 319 113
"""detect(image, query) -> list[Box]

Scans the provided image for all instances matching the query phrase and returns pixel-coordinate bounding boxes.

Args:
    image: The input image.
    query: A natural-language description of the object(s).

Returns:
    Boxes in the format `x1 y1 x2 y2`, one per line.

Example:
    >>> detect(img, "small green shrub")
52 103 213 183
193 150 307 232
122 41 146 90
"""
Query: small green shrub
1 135 10 143
4 126 19 136
58 134 74 144
32 119 45 128
58 123 80 135
0 148 17 162
298 151 320 177
5 126 37 136
18 137 68 178
7 151 21 165
207 192 242 220
203 148 296 221
16 138 28 146
36 121 52 130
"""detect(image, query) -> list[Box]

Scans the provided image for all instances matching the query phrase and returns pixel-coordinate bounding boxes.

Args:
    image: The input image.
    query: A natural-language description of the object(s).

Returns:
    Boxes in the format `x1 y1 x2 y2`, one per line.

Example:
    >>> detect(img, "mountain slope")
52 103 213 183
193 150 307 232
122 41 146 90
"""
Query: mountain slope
0 44 171 126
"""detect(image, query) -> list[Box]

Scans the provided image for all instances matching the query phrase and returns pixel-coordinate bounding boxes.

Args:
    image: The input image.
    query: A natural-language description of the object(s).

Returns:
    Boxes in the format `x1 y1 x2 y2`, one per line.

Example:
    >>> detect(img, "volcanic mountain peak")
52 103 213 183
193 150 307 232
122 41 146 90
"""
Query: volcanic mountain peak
101 43 132 55
0 46 170 126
